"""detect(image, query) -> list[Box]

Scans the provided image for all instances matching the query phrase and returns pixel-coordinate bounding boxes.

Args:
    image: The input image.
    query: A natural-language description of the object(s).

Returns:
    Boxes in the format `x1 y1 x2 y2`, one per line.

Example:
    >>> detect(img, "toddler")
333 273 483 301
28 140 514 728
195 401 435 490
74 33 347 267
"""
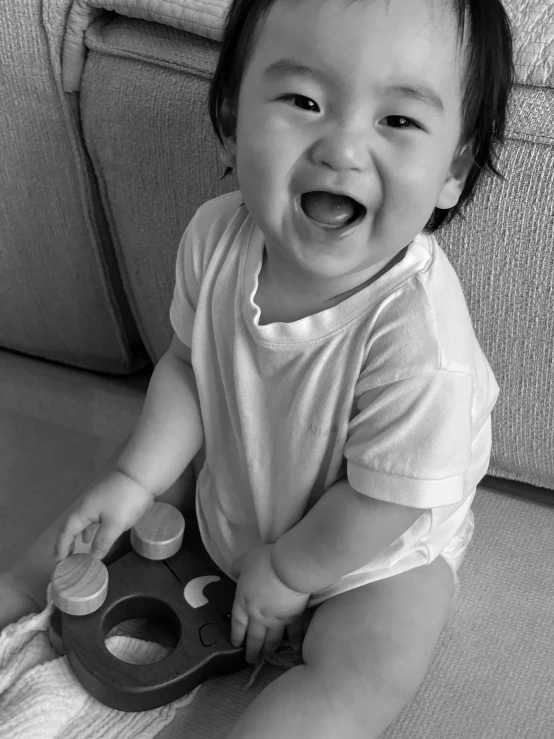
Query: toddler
1 0 514 736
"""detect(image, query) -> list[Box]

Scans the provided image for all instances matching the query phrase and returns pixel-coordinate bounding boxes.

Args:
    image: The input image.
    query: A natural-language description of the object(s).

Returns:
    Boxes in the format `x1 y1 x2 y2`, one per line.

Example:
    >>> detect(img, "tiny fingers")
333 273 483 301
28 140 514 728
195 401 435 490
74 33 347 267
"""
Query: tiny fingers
244 620 269 664
54 513 86 560
231 602 248 649
81 523 97 544
88 522 121 560
263 624 285 659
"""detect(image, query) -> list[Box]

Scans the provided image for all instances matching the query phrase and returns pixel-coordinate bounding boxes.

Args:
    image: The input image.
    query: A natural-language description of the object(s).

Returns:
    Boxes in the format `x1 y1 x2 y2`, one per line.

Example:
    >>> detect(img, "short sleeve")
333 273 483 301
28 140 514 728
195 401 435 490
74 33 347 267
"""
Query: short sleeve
344 370 473 508
169 192 245 347
169 219 202 348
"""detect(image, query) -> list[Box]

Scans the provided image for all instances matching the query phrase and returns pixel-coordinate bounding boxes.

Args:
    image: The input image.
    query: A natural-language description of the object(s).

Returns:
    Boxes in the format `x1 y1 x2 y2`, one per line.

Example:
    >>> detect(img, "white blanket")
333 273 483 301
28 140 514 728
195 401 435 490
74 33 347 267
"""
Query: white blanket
0 590 198 739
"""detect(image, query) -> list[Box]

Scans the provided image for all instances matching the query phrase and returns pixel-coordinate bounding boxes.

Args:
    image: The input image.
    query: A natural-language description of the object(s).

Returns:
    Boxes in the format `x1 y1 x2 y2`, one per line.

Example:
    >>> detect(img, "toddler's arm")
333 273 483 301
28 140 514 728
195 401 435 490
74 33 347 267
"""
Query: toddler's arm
117 334 202 498
54 334 203 561
271 479 423 594
1 336 201 626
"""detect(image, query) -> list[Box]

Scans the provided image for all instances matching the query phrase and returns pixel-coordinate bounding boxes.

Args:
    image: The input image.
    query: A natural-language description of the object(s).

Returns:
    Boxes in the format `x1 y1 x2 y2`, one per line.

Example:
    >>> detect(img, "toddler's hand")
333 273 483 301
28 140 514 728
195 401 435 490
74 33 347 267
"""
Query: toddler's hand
54 470 155 561
230 544 310 665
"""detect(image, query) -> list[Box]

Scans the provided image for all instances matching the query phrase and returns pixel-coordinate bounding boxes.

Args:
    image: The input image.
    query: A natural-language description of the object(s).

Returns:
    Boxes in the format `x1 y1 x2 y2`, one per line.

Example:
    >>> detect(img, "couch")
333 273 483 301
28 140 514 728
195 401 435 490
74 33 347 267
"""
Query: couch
1 1 553 737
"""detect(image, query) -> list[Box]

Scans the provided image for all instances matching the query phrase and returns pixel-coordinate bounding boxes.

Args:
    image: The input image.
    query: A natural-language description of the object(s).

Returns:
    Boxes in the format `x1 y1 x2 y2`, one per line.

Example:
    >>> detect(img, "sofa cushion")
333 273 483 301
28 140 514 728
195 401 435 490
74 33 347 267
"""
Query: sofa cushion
0 0 148 374
62 0 554 91
80 19 237 362
503 0 553 86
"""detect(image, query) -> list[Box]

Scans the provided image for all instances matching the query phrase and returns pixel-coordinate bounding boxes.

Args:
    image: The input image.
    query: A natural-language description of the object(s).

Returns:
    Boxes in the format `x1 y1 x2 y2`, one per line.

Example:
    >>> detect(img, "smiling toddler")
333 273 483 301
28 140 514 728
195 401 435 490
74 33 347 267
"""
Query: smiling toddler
3 0 515 736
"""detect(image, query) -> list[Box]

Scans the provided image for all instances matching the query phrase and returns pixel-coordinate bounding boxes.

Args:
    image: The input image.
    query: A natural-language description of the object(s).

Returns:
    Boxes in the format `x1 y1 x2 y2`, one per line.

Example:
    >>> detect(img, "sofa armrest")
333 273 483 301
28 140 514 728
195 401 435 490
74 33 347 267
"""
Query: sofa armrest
62 0 229 92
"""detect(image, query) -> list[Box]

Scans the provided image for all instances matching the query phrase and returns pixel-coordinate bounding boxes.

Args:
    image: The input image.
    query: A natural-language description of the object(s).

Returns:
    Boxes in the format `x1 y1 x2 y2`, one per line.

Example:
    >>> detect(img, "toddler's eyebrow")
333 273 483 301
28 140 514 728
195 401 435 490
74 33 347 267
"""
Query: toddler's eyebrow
264 59 319 82
263 58 445 114
383 83 444 114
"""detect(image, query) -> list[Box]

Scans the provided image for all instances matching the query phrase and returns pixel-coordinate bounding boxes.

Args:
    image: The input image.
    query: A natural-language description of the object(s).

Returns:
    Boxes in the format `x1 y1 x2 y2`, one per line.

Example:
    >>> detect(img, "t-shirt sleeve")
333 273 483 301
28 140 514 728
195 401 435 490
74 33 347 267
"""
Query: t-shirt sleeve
344 369 473 508
169 217 203 348
169 192 244 347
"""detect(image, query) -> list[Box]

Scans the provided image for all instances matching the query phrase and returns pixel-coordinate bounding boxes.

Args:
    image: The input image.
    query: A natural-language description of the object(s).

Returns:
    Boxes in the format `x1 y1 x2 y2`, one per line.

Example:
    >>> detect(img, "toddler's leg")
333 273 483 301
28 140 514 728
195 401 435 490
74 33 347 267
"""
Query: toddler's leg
226 556 455 739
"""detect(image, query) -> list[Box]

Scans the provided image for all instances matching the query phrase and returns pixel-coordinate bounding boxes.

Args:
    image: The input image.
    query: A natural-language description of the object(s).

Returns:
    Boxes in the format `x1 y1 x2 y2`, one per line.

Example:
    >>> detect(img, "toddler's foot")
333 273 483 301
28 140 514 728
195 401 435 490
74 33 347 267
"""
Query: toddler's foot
0 572 41 632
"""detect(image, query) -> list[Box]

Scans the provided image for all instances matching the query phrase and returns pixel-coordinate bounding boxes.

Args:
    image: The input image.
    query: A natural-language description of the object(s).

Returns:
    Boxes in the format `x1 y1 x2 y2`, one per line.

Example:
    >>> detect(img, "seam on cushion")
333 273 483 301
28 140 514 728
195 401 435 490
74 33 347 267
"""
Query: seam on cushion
79 98 158 363
98 7 220 26
88 0 226 27
117 0 225 17
88 44 214 80
506 131 554 144
89 0 223 14
41 2 141 371
84 31 215 80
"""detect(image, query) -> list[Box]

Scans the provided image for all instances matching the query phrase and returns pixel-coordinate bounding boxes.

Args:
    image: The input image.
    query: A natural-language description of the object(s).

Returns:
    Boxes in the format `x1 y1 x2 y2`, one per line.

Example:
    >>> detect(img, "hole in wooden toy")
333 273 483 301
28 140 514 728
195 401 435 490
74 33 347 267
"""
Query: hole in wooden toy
104 597 181 665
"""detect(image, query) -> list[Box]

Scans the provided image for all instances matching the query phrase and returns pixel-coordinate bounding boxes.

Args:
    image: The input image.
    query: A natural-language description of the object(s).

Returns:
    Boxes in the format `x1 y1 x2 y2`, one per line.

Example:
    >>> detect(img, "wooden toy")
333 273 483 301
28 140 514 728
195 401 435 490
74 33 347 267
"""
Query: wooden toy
50 503 246 711
51 553 109 614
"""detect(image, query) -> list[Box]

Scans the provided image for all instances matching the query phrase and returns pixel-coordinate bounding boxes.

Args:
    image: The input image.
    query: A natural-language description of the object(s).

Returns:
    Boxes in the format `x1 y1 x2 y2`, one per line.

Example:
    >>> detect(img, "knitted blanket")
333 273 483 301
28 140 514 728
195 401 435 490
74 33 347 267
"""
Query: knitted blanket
0 590 198 739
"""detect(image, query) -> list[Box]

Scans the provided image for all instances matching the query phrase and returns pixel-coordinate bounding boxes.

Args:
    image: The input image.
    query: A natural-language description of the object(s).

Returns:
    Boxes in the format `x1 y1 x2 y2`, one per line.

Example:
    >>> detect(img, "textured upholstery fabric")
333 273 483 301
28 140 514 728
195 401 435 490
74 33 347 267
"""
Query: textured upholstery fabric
0 0 147 373
81 16 554 491
439 85 554 490
61 0 554 91
81 19 237 361
503 0 554 86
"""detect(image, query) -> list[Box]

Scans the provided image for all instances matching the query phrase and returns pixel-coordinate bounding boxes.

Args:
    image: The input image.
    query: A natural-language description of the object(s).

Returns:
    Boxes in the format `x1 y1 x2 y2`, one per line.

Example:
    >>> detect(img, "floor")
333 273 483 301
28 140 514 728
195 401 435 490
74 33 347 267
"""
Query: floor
0 348 150 573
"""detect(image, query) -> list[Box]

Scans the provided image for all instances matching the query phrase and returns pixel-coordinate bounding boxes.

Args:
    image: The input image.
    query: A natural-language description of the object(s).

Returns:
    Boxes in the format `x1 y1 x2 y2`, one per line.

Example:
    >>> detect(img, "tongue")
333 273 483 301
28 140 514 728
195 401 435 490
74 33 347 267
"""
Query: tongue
301 191 357 227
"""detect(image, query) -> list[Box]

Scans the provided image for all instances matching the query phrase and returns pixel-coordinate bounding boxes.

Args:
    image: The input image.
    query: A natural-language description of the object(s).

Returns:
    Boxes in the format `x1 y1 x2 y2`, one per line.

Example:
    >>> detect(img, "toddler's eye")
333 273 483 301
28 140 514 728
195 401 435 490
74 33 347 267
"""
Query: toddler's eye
281 94 320 112
383 115 419 129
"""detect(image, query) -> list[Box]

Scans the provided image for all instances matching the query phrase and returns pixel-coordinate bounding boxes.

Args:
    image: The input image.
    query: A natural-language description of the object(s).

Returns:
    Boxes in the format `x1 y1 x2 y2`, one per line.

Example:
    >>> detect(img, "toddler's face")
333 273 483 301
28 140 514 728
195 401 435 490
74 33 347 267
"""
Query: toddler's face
225 0 473 285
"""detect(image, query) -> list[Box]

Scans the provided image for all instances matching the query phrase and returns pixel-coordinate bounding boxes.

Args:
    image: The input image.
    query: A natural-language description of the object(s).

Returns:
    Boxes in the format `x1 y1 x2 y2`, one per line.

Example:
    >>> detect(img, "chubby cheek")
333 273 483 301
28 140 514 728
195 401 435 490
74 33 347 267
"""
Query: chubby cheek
385 159 443 237
236 119 296 227
236 148 277 231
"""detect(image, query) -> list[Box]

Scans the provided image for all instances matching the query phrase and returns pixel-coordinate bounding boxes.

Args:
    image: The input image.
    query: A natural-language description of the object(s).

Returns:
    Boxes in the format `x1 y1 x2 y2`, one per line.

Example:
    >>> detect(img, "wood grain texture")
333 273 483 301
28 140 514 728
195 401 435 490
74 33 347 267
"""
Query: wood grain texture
130 502 185 560
51 553 109 615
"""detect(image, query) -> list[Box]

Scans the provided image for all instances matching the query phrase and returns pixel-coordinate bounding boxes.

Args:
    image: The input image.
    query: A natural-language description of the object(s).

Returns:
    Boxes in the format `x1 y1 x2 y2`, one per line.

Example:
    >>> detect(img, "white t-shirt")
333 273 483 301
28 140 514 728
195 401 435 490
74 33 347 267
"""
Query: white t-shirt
170 191 499 606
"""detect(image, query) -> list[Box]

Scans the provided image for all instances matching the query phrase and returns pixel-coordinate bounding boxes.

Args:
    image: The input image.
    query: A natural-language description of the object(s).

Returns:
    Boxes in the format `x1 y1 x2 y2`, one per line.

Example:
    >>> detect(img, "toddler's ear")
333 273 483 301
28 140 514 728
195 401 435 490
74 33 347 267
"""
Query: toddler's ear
436 141 474 209
219 141 237 171
219 100 238 171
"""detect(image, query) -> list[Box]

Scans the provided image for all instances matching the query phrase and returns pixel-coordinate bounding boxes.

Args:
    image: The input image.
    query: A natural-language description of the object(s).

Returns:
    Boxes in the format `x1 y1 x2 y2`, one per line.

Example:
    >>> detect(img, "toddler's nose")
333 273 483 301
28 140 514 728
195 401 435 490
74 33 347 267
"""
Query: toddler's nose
310 124 371 173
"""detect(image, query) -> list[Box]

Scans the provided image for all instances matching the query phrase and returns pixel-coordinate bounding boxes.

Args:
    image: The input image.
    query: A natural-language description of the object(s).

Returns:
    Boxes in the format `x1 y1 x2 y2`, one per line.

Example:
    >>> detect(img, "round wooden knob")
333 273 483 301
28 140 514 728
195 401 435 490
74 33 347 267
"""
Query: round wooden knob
130 502 185 560
51 553 109 615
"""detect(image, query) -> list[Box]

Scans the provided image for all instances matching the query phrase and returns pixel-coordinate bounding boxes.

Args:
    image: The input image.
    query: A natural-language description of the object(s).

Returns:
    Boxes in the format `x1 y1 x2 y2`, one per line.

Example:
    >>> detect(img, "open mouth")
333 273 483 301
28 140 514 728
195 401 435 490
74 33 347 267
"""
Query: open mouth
300 191 366 229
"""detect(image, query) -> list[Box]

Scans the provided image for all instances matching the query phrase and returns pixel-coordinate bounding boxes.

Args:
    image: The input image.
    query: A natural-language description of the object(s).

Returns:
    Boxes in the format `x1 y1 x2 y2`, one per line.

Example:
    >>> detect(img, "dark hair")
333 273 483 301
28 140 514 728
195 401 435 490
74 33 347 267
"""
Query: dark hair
209 0 515 233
